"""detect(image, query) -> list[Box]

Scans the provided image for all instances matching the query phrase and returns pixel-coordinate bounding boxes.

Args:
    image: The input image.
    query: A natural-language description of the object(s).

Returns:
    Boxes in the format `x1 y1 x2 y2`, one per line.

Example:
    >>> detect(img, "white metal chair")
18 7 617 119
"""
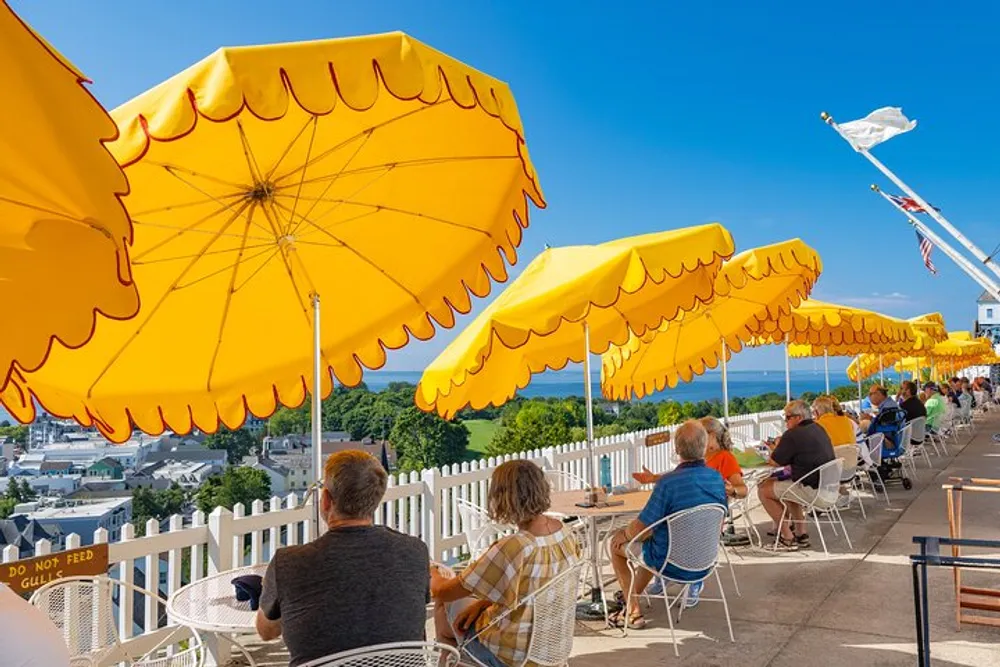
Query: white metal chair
859 433 890 506
905 418 933 468
623 504 733 656
455 498 508 560
30 575 204 667
300 641 460 667
833 444 866 520
543 469 588 493
775 459 852 557
460 561 584 667
956 393 975 433
895 423 921 482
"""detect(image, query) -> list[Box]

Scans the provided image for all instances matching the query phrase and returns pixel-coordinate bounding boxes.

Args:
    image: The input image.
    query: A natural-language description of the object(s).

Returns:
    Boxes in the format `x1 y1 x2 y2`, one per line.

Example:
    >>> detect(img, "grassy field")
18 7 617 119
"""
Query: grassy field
463 419 498 459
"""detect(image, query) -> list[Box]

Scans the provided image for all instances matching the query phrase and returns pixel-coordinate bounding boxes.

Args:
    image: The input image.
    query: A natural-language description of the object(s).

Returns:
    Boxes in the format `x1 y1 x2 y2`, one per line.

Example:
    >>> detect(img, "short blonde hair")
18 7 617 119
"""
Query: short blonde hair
487 460 551 525
812 396 835 417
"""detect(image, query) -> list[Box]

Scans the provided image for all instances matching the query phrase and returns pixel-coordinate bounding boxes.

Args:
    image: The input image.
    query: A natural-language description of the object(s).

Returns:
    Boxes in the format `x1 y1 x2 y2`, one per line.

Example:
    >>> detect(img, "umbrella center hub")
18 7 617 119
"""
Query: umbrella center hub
247 180 276 203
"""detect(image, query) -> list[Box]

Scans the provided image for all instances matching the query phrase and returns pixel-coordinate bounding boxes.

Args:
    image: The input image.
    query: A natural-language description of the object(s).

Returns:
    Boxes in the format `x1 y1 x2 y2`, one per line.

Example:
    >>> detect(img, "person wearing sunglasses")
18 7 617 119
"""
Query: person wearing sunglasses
756 400 835 549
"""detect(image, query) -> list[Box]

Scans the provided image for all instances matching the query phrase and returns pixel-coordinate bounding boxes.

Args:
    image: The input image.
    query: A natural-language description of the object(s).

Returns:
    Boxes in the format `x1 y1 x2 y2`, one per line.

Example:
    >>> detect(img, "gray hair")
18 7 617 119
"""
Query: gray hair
785 400 811 420
323 450 387 520
811 396 835 417
699 416 733 451
674 420 708 462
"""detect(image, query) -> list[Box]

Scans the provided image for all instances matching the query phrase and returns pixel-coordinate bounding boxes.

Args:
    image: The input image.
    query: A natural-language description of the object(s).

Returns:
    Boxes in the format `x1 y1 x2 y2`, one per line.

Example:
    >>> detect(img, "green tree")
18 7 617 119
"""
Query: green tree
0 424 28 445
657 402 685 426
6 477 22 503
0 496 16 519
18 479 35 501
203 427 259 464
389 407 469 471
195 467 271 513
268 406 309 436
132 483 188 536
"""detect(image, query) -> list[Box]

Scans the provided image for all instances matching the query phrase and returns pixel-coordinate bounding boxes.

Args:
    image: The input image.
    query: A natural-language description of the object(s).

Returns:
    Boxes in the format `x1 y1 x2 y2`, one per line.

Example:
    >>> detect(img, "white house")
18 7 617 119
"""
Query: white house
977 290 1000 347
18 497 132 545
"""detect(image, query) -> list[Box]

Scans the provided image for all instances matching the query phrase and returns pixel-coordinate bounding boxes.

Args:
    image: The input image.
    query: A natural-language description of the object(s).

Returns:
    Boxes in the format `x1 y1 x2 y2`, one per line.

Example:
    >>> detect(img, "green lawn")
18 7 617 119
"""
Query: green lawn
464 419 498 459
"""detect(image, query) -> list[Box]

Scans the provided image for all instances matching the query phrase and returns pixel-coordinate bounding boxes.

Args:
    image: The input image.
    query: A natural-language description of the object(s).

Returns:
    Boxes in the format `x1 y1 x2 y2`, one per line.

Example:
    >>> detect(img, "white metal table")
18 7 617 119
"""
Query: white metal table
167 564 269 667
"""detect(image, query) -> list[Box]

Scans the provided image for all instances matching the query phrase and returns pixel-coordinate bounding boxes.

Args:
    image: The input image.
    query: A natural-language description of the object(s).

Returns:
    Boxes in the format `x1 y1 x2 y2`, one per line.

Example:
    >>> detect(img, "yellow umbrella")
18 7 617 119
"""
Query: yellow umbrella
600 239 822 417
1 1 137 389
416 224 735 423
755 299 915 401
849 330 991 384
838 313 947 385
1 33 545 477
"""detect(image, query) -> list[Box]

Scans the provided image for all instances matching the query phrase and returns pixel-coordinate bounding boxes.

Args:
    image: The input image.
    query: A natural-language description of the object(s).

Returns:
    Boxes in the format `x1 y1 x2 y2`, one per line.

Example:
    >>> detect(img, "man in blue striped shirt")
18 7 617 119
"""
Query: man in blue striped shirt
608 420 727 629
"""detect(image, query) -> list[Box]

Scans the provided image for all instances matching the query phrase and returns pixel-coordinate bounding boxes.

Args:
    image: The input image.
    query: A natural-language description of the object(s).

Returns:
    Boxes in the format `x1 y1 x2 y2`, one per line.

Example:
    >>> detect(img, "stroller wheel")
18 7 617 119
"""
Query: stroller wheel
902 477 913 490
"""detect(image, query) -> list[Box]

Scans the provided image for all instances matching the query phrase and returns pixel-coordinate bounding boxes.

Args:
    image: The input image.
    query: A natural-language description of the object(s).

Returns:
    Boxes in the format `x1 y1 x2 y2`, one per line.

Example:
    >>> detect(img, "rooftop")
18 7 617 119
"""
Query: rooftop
20 497 131 521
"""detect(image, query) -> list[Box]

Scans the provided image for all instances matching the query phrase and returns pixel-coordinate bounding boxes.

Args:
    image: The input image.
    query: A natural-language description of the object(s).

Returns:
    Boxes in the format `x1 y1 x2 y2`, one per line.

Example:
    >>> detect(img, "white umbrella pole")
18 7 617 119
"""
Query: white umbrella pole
856 354 863 404
784 340 791 402
311 293 324 534
879 354 885 386
582 322 596 490
824 348 830 394
721 340 729 422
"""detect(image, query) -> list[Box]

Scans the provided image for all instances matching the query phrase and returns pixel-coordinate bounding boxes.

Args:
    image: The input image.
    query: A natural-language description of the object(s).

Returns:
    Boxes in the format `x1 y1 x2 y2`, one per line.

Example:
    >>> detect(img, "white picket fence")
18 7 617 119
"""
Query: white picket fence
2 407 797 643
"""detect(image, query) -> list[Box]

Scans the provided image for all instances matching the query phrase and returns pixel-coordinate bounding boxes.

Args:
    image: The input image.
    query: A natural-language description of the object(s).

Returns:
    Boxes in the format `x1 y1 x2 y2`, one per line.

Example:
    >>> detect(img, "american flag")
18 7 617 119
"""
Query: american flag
888 193 940 214
915 230 938 275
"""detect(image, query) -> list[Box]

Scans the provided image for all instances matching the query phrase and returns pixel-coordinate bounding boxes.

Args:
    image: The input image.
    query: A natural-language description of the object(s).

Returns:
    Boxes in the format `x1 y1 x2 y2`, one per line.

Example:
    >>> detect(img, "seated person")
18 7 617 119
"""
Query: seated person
633 416 747 500
431 460 578 667
757 400 835 550
899 380 927 423
257 451 429 667
923 382 946 432
811 395 857 446
610 420 726 628
861 385 907 454
0 582 72 667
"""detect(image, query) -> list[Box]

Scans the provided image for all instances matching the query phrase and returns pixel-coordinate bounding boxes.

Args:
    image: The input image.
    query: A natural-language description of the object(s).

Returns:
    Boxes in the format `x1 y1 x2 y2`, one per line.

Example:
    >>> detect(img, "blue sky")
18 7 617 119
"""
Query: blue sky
13 0 1000 373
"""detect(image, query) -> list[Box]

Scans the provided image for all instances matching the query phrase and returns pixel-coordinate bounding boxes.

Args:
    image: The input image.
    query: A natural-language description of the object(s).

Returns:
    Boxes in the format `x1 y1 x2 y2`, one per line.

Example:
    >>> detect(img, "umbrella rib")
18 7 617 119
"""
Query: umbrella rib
293 210 377 238
273 103 445 185
289 155 522 187
132 242 275 266
257 202 314 323
131 219 272 246
271 200 426 307
0 195 113 235
265 116 320 183
174 245 276 290
295 198 493 238
128 194 246 218
233 248 281 293
140 163 247 190
206 206 255 392
289 132 375 234
284 117 320 236
85 199 253 398
236 120 265 185
289 167 393 234
159 166 273 238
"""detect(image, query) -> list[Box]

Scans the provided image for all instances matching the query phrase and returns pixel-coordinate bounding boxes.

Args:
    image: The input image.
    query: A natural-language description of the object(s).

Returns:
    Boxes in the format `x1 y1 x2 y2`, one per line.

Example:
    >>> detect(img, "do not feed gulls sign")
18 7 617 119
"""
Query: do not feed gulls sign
1 543 109 595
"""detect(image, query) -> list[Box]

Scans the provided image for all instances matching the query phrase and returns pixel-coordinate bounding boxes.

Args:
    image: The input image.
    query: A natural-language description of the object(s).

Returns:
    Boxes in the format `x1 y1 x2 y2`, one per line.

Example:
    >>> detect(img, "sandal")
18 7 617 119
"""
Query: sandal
608 608 647 630
764 535 799 551
794 532 811 547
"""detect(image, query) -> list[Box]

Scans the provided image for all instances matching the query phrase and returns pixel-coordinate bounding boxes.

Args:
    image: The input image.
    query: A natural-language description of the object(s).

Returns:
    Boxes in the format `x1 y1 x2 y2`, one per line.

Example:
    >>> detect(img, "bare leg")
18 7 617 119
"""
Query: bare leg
758 479 794 540
787 501 806 535
610 529 654 613
434 601 457 646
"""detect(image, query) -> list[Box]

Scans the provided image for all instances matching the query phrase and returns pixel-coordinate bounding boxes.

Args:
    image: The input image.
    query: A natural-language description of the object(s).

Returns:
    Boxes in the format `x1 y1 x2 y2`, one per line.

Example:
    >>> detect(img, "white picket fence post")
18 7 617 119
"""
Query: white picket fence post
421 467 440 561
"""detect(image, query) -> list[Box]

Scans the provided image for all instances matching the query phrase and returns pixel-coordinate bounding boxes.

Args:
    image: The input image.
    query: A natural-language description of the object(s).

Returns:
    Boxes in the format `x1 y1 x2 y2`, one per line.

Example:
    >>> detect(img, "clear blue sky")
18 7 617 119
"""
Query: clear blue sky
13 0 1000 373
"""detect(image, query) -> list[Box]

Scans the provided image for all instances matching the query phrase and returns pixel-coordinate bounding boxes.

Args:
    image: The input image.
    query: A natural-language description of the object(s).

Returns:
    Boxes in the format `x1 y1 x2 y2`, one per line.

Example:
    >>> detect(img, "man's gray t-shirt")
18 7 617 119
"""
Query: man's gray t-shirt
260 525 429 666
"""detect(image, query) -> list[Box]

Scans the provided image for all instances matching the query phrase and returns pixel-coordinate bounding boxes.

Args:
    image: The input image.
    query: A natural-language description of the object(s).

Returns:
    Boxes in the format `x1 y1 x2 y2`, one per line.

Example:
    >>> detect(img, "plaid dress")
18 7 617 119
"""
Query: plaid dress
459 526 579 666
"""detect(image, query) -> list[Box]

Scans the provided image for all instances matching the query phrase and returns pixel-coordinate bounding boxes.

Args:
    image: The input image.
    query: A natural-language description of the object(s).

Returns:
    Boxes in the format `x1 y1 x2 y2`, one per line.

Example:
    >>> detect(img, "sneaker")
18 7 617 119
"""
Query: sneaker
646 578 664 595
684 581 704 608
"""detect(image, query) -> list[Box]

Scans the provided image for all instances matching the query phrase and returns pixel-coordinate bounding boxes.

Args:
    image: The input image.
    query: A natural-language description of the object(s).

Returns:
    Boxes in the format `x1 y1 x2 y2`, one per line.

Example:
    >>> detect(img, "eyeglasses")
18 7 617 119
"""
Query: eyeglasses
783 414 795 421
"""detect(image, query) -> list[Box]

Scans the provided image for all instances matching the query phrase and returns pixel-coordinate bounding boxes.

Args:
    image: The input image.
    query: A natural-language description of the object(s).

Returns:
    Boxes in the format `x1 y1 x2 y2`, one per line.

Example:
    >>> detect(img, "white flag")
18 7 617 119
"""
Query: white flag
838 107 917 151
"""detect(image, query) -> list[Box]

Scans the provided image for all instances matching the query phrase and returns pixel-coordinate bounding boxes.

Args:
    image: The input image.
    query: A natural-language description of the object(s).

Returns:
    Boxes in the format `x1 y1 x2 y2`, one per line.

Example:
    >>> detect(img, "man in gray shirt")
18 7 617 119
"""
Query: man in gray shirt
257 450 429 666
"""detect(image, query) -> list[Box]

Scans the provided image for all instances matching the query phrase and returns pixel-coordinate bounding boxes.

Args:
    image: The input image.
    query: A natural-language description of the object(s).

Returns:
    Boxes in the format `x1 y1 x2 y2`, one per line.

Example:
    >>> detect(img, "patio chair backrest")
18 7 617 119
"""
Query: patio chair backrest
898 423 914 453
782 459 842 509
300 641 460 667
30 576 119 659
455 498 504 559
833 444 859 482
908 416 926 445
664 504 727 574
543 469 587 493
523 561 584 666
958 392 973 417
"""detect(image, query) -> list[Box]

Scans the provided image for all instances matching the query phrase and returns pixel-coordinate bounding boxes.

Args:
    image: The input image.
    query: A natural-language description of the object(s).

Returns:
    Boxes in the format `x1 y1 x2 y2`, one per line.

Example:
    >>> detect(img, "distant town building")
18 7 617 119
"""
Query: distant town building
17 498 132 545
26 474 82 497
86 457 125 480
0 516 63 559
977 290 1000 346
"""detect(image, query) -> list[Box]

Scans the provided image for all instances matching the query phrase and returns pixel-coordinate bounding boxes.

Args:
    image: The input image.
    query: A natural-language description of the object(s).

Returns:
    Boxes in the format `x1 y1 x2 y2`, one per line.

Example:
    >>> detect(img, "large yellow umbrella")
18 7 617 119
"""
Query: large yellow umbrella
836 313 947 386
1 33 545 483
416 224 735 422
1 1 137 389
849 330 992 383
755 299 915 401
600 239 822 418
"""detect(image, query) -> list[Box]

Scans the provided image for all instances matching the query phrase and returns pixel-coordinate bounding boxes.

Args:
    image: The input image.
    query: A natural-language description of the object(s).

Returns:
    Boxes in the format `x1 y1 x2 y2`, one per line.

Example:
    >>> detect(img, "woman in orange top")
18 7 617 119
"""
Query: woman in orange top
632 416 748 499
811 395 858 445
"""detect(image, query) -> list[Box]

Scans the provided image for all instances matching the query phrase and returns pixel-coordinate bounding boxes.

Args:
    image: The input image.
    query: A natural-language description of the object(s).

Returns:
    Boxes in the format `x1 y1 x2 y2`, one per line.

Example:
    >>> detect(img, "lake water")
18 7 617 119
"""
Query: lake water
0 369 870 425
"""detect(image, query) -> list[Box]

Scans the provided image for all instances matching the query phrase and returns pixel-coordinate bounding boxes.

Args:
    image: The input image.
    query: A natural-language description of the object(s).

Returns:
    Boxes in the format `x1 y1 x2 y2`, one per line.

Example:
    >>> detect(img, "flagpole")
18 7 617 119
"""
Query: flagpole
872 185 1000 301
822 111 1000 283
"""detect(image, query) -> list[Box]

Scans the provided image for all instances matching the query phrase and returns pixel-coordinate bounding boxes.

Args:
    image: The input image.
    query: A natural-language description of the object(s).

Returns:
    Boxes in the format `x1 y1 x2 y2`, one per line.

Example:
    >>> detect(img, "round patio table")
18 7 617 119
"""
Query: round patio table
167 564 269 666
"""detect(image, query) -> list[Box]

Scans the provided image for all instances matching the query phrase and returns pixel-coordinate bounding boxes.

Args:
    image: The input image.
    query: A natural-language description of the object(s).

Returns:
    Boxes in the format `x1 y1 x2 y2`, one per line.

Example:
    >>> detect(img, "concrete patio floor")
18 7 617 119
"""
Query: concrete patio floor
237 415 1000 666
